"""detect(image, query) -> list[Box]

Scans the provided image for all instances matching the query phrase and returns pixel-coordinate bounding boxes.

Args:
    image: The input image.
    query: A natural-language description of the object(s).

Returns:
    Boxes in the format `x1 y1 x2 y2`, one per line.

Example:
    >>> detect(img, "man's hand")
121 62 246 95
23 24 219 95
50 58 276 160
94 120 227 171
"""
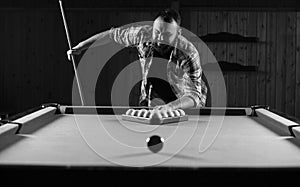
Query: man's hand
67 49 82 61
154 104 174 111
153 104 175 118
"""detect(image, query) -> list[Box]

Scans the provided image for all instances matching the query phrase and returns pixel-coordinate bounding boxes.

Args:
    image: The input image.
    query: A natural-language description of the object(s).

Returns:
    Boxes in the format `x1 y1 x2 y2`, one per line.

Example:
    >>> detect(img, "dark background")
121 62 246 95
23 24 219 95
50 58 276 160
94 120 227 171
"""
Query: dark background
0 0 299 119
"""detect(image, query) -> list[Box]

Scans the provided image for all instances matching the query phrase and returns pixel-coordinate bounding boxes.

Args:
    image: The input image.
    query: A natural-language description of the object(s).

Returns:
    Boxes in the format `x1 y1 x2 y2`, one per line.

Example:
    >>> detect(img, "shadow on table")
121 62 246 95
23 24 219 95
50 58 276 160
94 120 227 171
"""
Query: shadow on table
251 116 300 149
0 115 63 153
287 138 300 148
113 151 203 162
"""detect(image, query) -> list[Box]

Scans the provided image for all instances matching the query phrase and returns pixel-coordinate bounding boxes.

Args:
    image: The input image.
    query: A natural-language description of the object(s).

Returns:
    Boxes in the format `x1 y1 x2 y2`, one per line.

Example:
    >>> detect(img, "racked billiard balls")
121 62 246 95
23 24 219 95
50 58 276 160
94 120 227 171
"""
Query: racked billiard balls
146 135 164 153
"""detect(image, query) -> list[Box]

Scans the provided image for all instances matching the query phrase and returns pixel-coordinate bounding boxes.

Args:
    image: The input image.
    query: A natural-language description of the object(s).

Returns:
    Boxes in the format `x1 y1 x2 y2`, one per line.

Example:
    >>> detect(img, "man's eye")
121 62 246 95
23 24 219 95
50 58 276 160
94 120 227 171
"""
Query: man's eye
163 33 171 37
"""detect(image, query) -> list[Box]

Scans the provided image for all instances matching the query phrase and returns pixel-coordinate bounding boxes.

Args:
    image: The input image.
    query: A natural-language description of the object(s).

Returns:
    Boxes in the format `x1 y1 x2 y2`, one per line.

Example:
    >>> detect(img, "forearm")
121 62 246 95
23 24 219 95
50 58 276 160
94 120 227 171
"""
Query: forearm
73 30 111 52
167 96 195 110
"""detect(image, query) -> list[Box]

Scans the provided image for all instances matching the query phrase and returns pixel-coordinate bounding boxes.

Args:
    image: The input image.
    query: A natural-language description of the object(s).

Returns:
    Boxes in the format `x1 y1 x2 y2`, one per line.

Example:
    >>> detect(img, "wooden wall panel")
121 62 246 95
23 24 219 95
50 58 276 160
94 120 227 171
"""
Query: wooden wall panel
236 12 248 106
217 12 229 107
208 12 228 61
2 11 28 111
285 12 296 116
197 11 209 66
181 10 191 30
0 11 3 109
38 11 50 105
207 12 219 59
266 12 277 109
0 11 7 111
296 12 300 118
256 12 267 105
206 12 227 107
190 11 198 35
198 11 208 36
1 11 8 111
246 12 257 106
276 13 287 113
22 10 34 110
226 12 238 106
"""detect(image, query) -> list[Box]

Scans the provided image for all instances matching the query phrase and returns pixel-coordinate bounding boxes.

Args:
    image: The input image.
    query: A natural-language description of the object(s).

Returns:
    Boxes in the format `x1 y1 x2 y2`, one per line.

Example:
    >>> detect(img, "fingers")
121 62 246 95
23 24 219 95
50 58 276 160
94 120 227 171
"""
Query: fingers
67 49 80 61
153 105 163 110
154 104 172 112
157 107 173 117
67 49 72 61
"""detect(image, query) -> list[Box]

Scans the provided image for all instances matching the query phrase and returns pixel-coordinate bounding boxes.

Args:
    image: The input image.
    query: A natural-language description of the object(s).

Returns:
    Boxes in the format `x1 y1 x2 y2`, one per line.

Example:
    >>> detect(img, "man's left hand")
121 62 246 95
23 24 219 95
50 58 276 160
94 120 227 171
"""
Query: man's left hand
153 104 175 118
154 104 174 111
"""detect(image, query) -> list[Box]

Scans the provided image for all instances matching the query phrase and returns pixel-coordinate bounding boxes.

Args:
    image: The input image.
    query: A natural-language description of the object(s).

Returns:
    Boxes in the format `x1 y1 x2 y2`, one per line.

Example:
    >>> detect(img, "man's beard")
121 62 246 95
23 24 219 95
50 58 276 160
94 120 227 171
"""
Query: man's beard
153 42 173 55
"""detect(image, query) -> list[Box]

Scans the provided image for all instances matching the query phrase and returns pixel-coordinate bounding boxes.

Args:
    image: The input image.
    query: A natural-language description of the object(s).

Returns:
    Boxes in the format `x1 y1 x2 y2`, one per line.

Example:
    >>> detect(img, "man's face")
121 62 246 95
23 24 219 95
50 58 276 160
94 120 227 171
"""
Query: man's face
152 17 179 49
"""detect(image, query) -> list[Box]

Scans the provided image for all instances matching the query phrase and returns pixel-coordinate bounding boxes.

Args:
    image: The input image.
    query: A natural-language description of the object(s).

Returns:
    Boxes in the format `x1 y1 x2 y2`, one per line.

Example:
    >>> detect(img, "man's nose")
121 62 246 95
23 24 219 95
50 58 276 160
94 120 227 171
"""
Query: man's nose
158 33 163 41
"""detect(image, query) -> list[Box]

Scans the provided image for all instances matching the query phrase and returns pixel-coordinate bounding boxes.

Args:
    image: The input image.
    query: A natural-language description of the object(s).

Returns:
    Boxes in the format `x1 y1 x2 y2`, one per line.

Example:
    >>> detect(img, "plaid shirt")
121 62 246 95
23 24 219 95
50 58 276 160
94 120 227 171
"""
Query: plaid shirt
109 25 207 107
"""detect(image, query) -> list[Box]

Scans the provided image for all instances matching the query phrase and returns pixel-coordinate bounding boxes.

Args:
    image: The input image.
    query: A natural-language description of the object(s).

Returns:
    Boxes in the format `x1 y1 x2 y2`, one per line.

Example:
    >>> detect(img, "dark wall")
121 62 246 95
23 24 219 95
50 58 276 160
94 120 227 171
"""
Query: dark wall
0 0 299 9
0 0 299 119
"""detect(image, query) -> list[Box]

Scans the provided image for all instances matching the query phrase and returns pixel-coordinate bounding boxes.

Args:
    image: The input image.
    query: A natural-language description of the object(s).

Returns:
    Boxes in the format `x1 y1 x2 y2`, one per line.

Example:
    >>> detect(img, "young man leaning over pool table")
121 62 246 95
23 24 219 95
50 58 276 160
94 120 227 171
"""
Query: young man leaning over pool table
67 9 207 115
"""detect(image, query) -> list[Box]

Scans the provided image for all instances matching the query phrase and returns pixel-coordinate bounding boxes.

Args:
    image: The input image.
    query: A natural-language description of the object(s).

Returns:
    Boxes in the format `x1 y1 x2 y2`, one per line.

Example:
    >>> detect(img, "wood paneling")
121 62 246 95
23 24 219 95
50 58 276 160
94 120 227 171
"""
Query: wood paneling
256 12 267 105
236 12 248 106
266 12 277 109
285 12 296 116
226 12 238 106
246 12 257 106
296 12 300 118
276 12 287 113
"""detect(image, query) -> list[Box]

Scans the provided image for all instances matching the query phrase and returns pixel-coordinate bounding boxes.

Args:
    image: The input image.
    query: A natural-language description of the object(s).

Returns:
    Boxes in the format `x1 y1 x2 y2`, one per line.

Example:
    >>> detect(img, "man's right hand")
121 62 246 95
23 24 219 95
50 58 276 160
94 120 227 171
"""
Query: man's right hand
67 49 81 61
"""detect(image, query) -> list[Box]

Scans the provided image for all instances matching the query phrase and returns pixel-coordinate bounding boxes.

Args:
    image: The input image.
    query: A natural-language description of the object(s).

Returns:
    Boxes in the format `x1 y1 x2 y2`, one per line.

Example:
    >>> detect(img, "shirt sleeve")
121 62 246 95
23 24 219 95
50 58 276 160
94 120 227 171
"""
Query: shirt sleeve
108 25 151 47
181 51 208 108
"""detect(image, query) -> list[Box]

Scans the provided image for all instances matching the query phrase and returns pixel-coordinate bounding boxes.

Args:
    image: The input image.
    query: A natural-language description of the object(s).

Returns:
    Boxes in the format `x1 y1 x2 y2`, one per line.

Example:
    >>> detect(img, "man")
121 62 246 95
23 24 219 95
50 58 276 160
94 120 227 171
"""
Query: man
67 9 207 114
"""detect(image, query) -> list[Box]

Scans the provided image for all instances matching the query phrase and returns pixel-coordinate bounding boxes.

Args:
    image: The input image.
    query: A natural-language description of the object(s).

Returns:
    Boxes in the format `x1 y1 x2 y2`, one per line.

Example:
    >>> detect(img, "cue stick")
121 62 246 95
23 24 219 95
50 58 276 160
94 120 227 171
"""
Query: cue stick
148 84 152 107
59 0 85 105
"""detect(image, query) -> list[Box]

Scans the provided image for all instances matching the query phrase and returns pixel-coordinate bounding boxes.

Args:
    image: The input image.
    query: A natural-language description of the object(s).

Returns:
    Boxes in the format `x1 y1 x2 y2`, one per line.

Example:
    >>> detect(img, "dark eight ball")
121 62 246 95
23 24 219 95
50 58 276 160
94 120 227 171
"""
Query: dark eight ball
146 135 164 153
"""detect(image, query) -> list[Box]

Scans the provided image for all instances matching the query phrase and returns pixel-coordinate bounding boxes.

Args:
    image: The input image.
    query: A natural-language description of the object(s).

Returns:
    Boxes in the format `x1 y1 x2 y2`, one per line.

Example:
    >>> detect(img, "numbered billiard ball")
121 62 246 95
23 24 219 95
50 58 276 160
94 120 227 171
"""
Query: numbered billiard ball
146 135 164 153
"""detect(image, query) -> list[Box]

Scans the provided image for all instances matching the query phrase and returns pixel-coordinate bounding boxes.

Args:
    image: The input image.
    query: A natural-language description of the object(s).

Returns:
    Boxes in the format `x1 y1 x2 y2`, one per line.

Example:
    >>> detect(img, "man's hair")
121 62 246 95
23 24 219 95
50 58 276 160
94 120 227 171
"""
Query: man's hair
154 8 181 26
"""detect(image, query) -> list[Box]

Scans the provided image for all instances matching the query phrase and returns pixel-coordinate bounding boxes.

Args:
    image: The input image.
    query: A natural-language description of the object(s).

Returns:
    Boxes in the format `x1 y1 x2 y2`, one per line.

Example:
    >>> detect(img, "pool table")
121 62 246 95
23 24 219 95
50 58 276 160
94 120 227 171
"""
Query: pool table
0 104 300 184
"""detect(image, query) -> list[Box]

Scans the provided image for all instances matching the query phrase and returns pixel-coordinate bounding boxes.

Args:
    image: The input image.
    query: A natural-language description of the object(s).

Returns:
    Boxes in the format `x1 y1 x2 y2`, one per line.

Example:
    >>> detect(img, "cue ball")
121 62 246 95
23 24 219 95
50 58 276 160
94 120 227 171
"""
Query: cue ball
146 135 164 153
